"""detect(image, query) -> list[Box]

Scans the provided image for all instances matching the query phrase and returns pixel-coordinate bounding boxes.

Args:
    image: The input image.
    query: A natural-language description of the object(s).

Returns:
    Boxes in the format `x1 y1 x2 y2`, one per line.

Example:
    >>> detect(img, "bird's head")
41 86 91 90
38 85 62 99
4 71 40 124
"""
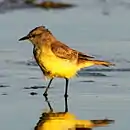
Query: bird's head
19 26 55 45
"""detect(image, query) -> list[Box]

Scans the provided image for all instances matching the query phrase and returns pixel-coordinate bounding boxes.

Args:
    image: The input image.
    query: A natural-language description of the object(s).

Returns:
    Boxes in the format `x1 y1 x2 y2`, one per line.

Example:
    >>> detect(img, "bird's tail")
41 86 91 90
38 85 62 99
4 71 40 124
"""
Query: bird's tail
76 119 114 129
88 60 115 67
78 59 115 69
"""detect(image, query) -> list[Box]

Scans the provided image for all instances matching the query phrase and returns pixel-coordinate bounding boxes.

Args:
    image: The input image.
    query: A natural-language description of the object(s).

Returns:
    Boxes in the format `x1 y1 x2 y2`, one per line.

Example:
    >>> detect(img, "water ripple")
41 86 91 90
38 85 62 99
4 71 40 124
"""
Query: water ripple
80 80 95 83
24 85 46 90
0 84 10 88
29 92 38 96
83 68 130 72
78 72 107 77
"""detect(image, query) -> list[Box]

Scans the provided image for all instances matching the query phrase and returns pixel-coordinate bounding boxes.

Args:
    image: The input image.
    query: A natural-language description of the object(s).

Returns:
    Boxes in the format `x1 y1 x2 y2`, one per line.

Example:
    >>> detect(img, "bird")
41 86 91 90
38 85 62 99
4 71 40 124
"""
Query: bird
34 96 114 130
19 26 114 97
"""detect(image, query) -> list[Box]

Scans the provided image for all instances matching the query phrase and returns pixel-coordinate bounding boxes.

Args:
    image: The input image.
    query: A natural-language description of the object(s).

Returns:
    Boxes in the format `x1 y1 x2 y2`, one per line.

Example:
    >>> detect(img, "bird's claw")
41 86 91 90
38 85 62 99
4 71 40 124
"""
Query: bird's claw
64 94 68 98
43 92 48 97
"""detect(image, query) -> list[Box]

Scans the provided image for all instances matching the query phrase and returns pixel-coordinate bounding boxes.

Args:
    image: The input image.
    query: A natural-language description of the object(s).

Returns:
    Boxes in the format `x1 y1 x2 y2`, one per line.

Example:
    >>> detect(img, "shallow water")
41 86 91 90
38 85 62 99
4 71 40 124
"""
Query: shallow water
0 0 130 130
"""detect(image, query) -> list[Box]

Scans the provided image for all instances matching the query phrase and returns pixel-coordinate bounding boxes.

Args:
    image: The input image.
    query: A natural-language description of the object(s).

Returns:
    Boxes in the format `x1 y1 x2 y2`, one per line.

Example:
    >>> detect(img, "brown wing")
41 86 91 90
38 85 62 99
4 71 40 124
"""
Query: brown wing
51 41 94 60
51 41 77 60
78 51 94 60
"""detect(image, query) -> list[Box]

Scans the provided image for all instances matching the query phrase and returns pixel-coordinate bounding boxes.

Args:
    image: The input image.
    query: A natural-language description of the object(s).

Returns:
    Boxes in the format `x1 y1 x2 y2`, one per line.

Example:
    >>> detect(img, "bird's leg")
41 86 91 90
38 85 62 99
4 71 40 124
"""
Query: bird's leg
44 96 53 112
64 95 68 112
64 78 69 97
43 78 53 97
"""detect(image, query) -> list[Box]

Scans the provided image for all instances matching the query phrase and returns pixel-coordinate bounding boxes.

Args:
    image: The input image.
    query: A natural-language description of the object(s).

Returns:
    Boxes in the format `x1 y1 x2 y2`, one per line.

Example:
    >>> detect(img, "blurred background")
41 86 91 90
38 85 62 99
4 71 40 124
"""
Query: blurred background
0 0 130 130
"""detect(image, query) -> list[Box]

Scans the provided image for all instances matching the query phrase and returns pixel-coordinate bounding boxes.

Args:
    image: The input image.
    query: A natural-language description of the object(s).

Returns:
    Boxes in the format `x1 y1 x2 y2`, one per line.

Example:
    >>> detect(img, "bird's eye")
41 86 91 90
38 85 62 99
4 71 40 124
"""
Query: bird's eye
31 34 36 38
29 33 41 38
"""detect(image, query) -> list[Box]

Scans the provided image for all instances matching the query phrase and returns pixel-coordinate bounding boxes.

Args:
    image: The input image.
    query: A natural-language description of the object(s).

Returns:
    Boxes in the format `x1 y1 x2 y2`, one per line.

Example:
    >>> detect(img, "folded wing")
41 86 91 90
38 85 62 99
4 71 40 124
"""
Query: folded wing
51 41 94 61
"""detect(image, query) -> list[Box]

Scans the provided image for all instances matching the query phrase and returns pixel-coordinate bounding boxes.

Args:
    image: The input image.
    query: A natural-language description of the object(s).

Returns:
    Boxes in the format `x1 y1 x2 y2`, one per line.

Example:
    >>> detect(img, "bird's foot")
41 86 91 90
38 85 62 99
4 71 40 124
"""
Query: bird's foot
64 94 68 98
43 92 48 97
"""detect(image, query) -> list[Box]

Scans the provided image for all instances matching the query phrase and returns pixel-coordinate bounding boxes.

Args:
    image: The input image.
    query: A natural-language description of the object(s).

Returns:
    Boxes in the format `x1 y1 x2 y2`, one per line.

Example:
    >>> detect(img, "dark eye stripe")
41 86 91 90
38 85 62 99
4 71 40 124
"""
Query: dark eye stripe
31 35 36 38
29 33 41 38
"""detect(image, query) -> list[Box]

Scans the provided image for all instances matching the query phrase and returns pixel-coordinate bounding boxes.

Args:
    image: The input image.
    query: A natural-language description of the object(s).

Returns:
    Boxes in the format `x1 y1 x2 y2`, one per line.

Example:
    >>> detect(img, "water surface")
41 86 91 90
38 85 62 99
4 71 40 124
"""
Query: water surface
0 0 130 130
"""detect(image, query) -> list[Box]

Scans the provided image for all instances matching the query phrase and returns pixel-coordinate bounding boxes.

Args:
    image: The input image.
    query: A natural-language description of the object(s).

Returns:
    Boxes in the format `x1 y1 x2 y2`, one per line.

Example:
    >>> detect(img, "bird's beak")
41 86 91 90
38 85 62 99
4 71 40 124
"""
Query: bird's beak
19 35 29 41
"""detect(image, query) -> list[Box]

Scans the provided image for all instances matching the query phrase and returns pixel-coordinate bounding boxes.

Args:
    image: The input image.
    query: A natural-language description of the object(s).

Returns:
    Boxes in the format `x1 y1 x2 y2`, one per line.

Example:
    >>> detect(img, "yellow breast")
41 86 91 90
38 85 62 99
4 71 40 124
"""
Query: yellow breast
39 52 78 78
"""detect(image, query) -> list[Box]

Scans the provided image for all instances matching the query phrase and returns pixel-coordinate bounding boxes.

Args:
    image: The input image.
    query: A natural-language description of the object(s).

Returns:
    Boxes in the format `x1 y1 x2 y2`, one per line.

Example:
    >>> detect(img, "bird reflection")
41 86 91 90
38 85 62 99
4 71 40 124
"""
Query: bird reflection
34 96 114 130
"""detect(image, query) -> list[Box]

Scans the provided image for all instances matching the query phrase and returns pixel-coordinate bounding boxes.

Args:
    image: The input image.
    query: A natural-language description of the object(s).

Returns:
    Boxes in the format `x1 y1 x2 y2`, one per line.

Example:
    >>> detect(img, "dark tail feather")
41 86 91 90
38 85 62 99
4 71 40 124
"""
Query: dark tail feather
91 60 115 67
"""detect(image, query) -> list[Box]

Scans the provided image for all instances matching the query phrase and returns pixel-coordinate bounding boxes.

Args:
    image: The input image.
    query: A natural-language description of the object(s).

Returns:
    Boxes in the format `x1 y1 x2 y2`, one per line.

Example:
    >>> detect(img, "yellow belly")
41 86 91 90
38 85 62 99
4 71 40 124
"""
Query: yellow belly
39 54 78 79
